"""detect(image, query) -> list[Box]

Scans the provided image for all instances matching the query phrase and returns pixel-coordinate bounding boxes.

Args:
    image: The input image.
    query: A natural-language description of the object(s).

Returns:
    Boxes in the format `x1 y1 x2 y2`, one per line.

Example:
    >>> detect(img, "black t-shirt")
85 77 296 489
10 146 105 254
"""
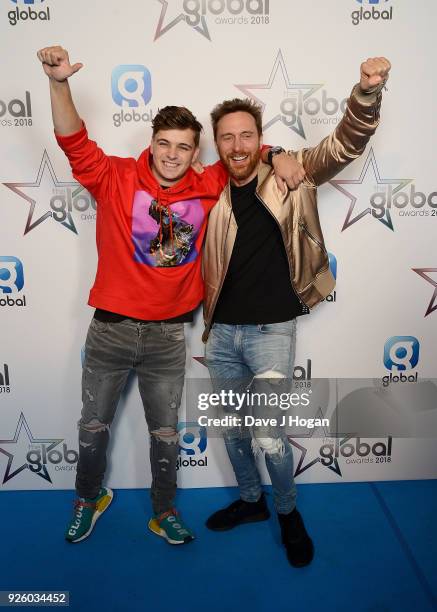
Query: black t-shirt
94 309 194 324
213 176 307 324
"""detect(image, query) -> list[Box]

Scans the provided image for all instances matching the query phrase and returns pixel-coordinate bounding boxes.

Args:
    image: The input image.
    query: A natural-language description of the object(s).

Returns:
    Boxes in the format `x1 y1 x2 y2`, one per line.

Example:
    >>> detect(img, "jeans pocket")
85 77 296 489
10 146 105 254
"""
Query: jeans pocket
161 322 185 342
258 320 296 336
90 318 109 333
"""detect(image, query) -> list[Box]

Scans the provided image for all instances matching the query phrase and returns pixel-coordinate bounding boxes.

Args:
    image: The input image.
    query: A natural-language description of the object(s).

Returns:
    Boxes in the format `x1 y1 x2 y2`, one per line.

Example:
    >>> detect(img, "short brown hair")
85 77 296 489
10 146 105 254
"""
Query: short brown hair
210 98 262 140
152 106 203 146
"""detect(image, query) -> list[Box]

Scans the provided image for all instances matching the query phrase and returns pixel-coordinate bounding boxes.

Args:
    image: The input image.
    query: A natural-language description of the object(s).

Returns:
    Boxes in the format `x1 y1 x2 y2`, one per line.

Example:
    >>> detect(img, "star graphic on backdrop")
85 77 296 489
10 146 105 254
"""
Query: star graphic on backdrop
412 268 437 317
0 413 63 484
330 148 412 231
3 150 82 235
235 50 323 139
154 0 210 41
288 435 359 478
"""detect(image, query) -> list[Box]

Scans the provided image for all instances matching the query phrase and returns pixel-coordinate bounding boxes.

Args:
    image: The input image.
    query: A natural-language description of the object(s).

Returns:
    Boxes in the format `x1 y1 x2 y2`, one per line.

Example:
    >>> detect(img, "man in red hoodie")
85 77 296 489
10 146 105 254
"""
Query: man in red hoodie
37 45 304 545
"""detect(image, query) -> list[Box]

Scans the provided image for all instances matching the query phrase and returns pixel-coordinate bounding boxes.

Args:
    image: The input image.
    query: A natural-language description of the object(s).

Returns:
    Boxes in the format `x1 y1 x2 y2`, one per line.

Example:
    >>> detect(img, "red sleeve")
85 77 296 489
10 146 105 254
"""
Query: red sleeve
260 143 271 163
55 122 112 203
201 159 228 195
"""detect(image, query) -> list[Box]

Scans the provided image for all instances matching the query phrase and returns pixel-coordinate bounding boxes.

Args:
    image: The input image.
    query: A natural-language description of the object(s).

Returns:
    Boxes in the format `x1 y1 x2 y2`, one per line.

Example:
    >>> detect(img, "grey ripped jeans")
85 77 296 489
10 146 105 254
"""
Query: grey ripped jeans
77 317 185 515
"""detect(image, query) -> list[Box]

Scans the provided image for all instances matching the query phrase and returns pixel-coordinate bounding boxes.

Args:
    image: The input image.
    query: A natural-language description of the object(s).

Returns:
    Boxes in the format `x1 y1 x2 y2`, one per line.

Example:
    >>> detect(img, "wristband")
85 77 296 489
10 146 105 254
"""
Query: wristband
267 146 285 166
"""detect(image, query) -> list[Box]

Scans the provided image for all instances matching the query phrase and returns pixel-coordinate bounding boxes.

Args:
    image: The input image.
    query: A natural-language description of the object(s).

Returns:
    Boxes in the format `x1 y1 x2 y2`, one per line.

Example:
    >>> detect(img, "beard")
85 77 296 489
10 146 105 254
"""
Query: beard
219 148 261 184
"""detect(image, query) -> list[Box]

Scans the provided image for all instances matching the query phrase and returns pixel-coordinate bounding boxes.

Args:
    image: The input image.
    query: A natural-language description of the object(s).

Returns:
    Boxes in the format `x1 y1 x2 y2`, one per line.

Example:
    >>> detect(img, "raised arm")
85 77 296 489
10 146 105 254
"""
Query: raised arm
301 57 391 187
37 46 113 202
37 45 83 135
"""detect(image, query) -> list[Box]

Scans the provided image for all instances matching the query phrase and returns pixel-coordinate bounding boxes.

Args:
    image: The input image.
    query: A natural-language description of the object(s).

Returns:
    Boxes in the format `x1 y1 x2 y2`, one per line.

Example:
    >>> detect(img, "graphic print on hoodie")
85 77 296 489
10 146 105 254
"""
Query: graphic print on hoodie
132 190 204 267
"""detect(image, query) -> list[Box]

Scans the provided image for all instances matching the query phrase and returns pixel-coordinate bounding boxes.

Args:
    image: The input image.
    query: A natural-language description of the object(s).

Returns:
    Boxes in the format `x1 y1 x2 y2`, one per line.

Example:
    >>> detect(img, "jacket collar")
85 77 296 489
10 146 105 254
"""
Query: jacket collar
222 162 273 209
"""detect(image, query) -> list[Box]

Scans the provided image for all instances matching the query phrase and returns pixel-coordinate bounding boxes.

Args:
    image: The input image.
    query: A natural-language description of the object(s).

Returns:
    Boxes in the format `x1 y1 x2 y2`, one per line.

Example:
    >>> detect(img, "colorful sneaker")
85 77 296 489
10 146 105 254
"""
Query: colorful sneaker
148 509 195 545
65 488 113 543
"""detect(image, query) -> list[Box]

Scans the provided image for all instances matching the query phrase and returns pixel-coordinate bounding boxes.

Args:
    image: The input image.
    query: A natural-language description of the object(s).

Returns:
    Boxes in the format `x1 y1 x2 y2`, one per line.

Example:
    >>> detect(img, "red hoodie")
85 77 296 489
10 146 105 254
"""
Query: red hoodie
56 124 228 320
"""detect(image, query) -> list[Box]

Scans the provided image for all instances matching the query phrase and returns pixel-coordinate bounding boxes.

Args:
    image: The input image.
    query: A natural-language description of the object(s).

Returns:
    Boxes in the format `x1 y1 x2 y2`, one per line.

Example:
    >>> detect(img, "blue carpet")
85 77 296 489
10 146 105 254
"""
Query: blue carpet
1 481 436 612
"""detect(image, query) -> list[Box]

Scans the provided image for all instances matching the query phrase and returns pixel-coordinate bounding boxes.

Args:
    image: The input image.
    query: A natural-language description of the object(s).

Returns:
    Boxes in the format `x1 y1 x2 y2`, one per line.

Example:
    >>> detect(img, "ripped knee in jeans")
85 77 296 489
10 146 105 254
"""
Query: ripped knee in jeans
78 418 110 449
253 369 287 390
151 426 179 445
252 437 286 459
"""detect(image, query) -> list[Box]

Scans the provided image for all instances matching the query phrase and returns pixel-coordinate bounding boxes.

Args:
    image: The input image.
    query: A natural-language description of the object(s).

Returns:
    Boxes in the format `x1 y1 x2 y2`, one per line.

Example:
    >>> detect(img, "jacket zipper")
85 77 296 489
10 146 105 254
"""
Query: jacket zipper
255 191 309 312
298 220 328 254
205 195 235 335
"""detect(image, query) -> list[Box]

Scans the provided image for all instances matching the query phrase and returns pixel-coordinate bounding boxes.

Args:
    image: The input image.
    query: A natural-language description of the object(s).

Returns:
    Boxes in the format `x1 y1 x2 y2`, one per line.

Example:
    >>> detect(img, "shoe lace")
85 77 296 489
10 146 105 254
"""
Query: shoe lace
74 499 97 513
229 499 250 513
156 509 190 535
156 508 178 524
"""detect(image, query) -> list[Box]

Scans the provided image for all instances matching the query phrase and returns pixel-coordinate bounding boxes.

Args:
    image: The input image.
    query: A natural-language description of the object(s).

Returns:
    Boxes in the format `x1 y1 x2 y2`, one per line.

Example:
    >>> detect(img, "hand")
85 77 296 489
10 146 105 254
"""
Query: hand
360 57 391 92
37 46 83 82
191 159 204 174
272 152 306 193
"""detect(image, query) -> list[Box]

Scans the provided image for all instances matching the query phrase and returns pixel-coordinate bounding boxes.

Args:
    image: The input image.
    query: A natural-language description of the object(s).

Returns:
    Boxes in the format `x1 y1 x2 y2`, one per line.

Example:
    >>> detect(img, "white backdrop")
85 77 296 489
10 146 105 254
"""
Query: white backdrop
1 0 437 491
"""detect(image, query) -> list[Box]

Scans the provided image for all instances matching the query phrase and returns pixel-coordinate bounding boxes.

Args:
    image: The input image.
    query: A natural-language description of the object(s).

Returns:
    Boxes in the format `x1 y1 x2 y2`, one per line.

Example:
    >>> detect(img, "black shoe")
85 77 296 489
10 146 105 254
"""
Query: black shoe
206 494 270 531
278 508 314 567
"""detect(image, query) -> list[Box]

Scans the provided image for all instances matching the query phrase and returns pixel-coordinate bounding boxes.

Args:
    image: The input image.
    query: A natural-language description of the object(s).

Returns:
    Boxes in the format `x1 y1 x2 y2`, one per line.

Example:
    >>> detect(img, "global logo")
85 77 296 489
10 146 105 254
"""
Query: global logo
328 252 337 280
0 413 78 484
383 336 419 371
322 252 337 304
330 149 437 232
293 360 312 387
8 0 50 26
235 50 347 139
111 66 151 107
176 421 207 470
154 0 270 41
351 0 393 25
0 364 11 394
0 257 26 308
178 422 207 455
0 91 32 128
3 151 96 235
289 435 393 477
111 65 154 128
0 256 24 293
382 336 420 387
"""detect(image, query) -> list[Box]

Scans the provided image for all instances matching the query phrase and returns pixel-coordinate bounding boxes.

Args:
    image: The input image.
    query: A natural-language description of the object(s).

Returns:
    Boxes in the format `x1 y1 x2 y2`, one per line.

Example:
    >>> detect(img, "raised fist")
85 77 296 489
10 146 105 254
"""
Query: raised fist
37 46 83 82
360 57 391 92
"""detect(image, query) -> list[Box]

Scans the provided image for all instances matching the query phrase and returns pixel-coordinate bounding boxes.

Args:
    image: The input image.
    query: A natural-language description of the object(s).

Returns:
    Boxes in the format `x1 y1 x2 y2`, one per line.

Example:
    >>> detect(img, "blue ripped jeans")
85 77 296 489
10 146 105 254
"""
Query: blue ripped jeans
205 320 297 514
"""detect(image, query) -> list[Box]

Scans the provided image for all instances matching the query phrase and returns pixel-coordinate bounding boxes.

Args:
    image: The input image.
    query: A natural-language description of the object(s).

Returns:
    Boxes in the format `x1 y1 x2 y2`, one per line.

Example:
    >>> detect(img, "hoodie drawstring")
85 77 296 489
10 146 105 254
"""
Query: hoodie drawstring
156 190 175 257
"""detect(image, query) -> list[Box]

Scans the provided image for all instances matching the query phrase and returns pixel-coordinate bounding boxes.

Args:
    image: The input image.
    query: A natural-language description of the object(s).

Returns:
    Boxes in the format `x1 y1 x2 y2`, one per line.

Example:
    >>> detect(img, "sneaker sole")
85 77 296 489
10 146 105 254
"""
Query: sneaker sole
148 518 194 545
206 510 271 532
66 489 114 544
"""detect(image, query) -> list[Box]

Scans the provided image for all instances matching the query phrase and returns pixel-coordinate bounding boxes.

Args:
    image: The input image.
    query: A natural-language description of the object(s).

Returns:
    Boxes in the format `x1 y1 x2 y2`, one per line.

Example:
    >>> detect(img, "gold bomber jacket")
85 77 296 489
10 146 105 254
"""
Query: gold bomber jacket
202 83 384 341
